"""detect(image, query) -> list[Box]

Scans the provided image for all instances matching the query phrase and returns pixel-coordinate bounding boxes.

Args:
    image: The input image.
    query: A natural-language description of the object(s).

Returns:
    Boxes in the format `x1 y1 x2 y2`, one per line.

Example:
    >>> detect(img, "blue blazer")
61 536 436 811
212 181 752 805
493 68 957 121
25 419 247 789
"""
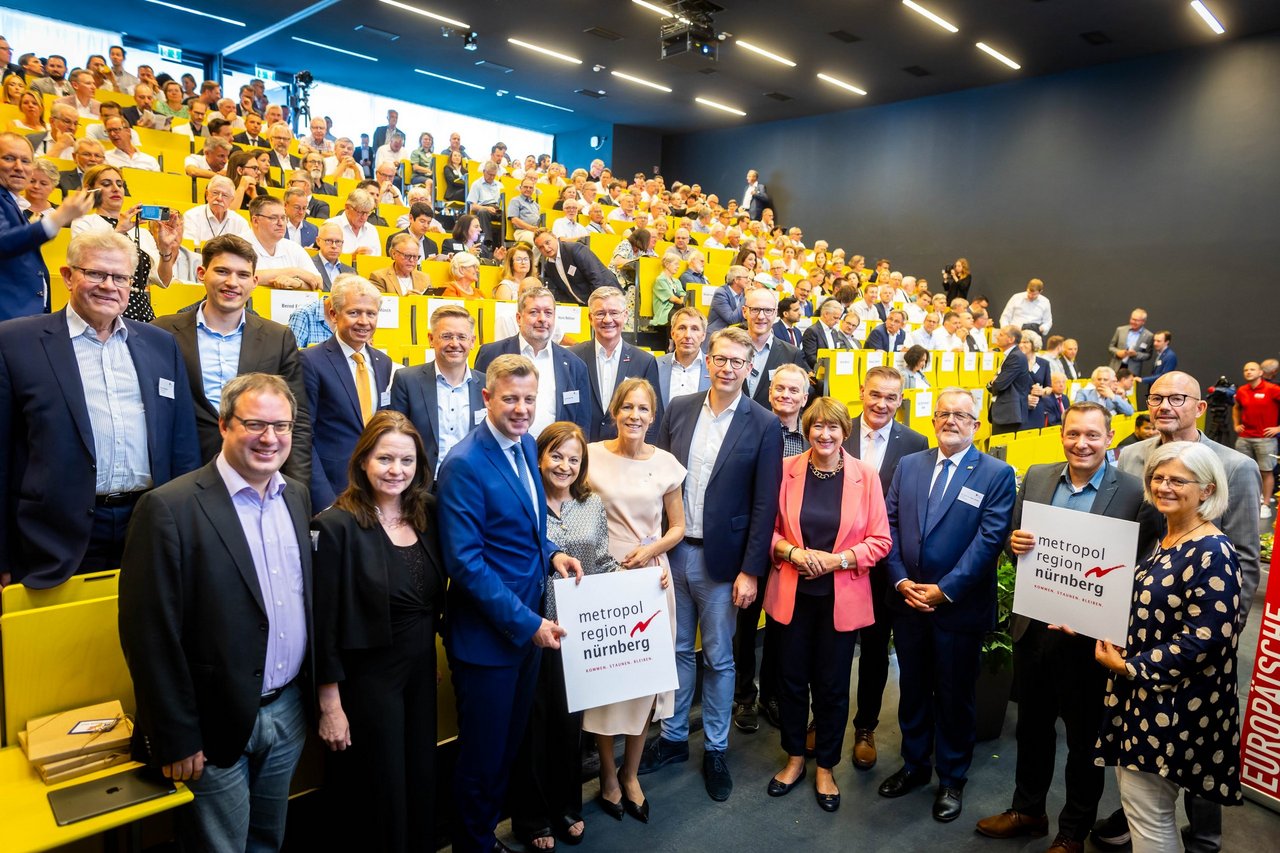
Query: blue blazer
0 193 53 321
657 391 782 581
988 347 1032 427
436 423 557 665
301 336 394 510
569 339 662 442
290 220 318 250
706 286 744 335
0 310 201 587
656 352 710 405
772 320 802 349
885 445 1017 632
1030 355 1052 389
865 325 907 353
473 337 591 434
1026 392 1069 430
387 361 486 475
1141 347 1178 384
539 238 614 306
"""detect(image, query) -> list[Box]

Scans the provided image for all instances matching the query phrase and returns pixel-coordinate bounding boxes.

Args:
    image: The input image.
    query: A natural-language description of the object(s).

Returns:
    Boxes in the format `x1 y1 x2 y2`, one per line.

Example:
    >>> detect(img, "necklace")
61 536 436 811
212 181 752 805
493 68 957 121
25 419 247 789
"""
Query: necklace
1158 519 1209 552
809 454 844 480
375 506 407 529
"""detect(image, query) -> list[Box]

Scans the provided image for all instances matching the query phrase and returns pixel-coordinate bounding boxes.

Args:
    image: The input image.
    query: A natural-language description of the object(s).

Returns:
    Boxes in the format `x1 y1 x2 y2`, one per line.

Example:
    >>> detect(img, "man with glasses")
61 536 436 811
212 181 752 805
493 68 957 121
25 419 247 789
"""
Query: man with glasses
369 233 432 296
31 103 78 159
878 389 1016 823
325 188 381 257
55 70 101 118
707 265 751 336
183 176 252 247
0 231 199 588
640 326 782 802
288 171 330 220
173 99 210 140
310 223 355 292
532 229 613 307
302 151 337 196
246 196 322 291
102 116 160 172
280 187 317 248
267 123 300 171
570 285 661 441
741 287 808 409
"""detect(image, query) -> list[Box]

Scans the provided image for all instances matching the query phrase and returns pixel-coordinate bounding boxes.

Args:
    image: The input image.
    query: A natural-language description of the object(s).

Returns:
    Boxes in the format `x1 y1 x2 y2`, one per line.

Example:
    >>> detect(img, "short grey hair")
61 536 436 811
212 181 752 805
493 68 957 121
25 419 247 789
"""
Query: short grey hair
1143 440 1229 521
203 136 232 154
725 265 749 283
329 275 382 313
517 286 555 313
588 285 625 307
449 251 479 278
66 231 138 272
32 157 59 183
935 386 978 414
346 188 375 213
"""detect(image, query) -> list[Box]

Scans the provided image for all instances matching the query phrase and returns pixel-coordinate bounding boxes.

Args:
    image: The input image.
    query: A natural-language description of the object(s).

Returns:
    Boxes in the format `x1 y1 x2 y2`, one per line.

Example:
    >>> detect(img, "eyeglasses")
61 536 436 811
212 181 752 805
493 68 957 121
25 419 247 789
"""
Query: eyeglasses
393 250 421 262
746 306 776 316
316 237 343 246
709 355 748 370
590 310 625 321
71 266 132 287
254 214 286 224
232 415 294 435
933 411 978 423
1149 475 1203 489
1147 394 1198 408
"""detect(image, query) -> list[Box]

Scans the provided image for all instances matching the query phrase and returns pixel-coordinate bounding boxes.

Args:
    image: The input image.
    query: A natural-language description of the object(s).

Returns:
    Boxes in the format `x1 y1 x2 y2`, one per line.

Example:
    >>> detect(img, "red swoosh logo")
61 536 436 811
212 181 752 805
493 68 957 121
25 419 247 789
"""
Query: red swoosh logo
1084 564 1125 579
630 610 661 637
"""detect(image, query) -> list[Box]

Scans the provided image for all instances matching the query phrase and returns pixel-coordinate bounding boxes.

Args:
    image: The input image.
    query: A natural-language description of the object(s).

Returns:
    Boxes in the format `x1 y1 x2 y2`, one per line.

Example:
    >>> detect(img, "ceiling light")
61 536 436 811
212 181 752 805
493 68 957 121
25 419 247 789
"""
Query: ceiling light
1190 1 1226 35
902 0 958 34
736 40 796 67
514 94 574 113
378 0 468 29
816 73 867 96
290 37 378 61
695 96 745 117
610 70 672 93
141 0 245 26
414 68 484 89
632 0 692 25
508 38 582 65
975 42 1021 70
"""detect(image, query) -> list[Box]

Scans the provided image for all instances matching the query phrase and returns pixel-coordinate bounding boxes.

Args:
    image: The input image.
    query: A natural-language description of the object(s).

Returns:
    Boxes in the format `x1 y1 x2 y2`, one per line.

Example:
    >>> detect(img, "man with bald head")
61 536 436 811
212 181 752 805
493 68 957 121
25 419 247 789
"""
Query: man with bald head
1232 361 1280 519
123 83 171 131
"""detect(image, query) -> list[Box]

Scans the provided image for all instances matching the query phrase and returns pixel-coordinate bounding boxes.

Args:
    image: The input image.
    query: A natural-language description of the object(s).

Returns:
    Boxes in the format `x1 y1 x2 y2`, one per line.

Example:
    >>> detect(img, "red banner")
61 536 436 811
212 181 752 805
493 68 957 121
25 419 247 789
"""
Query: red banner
1241 530 1280 812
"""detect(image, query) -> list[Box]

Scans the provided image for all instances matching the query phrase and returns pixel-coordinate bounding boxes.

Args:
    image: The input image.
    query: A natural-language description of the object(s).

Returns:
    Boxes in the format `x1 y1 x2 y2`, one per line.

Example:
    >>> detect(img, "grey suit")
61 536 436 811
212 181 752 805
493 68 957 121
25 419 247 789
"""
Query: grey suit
800 321 852 370
1107 325 1155 374
656 352 710 404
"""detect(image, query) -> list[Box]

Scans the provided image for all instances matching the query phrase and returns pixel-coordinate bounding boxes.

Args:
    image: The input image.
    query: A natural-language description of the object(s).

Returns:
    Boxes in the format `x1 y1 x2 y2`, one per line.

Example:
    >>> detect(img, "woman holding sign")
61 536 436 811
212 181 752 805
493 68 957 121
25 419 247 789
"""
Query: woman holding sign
764 397 892 812
1095 441 1243 852
584 378 686 824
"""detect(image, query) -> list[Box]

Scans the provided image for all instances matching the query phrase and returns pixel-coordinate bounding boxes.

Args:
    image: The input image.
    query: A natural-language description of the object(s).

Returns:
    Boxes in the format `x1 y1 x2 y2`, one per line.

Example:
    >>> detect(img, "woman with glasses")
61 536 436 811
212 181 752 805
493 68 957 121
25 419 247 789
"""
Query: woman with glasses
314 411 445 853
496 242 534 301
227 148 267 211
1093 441 1242 852
156 80 189 118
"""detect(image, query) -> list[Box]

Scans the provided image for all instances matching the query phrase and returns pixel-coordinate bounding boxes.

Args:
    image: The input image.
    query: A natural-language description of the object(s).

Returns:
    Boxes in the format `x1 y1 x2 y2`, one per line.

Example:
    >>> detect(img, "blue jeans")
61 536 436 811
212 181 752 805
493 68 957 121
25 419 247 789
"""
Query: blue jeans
181 684 307 853
661 541 737 752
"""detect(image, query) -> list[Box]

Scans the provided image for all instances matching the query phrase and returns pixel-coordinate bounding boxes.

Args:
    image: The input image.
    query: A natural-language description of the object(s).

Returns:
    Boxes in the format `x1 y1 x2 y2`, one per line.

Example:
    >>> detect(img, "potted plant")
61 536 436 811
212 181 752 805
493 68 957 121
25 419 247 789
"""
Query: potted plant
975 552 1017 741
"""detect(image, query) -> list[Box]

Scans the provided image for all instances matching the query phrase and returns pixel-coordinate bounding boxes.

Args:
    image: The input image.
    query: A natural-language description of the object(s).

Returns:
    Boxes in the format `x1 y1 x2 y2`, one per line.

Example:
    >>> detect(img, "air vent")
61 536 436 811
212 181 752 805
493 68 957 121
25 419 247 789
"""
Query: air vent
1080 30 1112 45
354 25 400 41
575 88 607 99
474 60 514 74
764 91 792 102
697 67 718 75
828 30 861 44
902 65 931 77
584 26 624 41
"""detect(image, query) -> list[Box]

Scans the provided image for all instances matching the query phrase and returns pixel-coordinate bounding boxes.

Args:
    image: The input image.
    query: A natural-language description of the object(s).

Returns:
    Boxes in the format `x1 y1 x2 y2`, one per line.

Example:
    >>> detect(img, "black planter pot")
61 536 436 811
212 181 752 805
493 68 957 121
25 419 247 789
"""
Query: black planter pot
975 663 1014 742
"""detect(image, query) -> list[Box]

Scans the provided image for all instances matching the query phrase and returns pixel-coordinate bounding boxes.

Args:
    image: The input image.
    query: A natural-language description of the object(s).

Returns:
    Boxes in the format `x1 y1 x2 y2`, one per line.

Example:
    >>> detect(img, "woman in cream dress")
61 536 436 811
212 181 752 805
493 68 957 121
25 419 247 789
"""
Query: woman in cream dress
583 377 686 824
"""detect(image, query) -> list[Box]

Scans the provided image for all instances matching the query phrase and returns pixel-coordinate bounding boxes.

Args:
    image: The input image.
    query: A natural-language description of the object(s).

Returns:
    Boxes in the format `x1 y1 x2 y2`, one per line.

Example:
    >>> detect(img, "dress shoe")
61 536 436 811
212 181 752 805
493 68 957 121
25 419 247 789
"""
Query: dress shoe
594 792 624 821
877 766 932 798
637 736 688 775
975 809 1049 839
703 750 733 802
733 701 760 733
1045 834 1084 853
1090 808 1130 849
766 765 806 797
814 782 840 812
804 721 816 757
759 697 783 729
852 728 877 769
932 785 964 822
618 770 649 824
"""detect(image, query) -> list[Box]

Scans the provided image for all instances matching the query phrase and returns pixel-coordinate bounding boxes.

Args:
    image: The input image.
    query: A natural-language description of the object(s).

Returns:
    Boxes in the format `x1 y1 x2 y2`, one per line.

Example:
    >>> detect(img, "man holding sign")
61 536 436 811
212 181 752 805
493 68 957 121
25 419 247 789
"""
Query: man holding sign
975 402 1153 853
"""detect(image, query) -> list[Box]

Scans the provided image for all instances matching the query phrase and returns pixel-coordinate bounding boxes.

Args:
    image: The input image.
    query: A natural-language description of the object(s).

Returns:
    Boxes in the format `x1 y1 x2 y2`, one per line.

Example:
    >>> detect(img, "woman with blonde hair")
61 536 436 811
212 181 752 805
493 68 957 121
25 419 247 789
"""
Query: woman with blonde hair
496 242 534 301
442 251 481 298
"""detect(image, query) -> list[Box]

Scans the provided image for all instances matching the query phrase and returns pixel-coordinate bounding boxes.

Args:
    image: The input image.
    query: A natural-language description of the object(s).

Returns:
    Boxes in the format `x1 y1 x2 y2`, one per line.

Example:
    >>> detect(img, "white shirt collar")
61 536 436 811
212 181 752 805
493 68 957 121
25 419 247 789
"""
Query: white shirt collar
66 304 127 341
519 334 551 358
336 336 366 360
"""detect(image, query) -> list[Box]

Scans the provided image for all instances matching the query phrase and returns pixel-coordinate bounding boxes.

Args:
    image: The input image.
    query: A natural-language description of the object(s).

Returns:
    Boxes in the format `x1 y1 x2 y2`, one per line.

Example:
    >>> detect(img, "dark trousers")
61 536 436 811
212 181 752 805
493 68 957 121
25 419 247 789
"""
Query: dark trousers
776 593 859 768
893 609 982 787
470 206 501 243
82 500 139 573
1183 792 1222 853
1010 621 1108 842
852 563 892 730
734 568 780 704
508 647 583 839
327 617 438 853
451 645 541 853
991 420 1020 436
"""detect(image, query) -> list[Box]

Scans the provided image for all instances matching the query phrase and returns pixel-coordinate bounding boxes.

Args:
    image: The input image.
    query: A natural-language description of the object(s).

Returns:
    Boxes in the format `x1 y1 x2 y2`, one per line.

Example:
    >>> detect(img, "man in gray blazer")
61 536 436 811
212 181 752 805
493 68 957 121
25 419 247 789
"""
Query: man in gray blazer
1107 308 1155 376
657 307 711 405
976 402 1155 852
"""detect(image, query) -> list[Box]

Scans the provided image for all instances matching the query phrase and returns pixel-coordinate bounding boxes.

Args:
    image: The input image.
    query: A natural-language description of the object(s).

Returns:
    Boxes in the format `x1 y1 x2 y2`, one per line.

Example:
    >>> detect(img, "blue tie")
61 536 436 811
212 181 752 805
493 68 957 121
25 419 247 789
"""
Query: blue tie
925 458 952 528
511 444 534 509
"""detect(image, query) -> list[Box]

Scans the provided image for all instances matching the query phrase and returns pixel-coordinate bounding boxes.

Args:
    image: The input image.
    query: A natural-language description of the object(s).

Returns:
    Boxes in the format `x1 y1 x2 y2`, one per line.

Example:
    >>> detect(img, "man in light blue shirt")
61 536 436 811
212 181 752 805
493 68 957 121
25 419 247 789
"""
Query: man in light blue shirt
467 161 502 244
506 175 541 243
1072 366 1134 416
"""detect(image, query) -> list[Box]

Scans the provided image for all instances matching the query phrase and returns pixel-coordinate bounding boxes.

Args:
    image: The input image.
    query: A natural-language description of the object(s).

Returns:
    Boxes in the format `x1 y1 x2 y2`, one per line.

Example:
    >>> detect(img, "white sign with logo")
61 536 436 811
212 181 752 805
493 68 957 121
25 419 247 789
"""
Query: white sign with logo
554 568 678 713
1013 501 1140 643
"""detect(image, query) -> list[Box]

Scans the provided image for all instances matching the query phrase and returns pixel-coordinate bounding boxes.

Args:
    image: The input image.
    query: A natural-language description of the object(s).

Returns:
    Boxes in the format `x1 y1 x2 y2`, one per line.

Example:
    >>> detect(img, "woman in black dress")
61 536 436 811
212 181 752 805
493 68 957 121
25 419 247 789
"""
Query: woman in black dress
442 149 467 204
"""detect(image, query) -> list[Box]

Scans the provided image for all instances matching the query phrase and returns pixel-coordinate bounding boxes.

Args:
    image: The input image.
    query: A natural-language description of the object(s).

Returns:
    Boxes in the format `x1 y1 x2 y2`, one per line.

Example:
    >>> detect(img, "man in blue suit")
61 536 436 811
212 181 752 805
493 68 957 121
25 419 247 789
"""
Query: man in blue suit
311 223 357 292
639 326 783 802
437 354 582 853
533 230 614 306
772 296 803 348
474 287 591 438
0 231 201 588
283 187 318 248
656 307 711 405
865 310 909 353
300 277 394 510
988 326 1032 435
706 266 749 335
570 285 662 441
877 388 1016 822
388 304 486 476
1138 329 1177 386
0 133 95 322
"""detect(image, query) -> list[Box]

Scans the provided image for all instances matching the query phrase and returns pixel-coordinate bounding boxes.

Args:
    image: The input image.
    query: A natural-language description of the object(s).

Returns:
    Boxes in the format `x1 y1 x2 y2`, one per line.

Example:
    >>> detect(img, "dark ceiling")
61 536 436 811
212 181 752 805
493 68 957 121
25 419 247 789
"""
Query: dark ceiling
46 0 1280 135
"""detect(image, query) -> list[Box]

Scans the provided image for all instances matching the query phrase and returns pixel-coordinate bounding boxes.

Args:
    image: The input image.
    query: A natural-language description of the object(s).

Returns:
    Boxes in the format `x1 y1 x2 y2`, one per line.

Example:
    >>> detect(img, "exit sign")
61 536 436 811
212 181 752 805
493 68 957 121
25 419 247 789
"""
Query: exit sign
254 67 276 82
158 44 182 62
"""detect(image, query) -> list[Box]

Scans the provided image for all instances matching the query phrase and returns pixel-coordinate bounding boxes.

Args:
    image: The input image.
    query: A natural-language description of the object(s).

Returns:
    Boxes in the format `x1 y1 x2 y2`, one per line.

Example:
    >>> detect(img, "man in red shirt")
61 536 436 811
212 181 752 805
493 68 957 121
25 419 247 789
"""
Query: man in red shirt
1233 361 1280 519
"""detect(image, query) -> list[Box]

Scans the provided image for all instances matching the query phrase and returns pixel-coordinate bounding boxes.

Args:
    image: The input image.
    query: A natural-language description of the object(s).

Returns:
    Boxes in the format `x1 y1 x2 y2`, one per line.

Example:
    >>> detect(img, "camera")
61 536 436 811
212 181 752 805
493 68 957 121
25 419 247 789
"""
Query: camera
138 205 170 222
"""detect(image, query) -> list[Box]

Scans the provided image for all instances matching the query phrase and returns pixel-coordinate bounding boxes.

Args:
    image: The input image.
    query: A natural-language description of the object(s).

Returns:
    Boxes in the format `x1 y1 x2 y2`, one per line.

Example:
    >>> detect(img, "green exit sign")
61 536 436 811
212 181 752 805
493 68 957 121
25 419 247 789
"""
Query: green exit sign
158 44 182 62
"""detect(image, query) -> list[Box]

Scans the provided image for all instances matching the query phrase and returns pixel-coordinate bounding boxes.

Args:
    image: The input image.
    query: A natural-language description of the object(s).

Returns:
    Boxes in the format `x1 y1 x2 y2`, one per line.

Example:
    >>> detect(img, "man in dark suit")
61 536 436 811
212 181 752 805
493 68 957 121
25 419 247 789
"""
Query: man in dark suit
743 169 772 221
706 266 749 335
656 307 711 405
282 187 318 248
153 235 312 484
772 296 804 348
741 287 808 410
1107 308 1155 376
268 123 300 172
533 229 614 306
639 326 783 802
474 287 591 438
842 367 929 769
119 373 312 851
877 388 1016 822
231 111 265 147
436 353 582 852
0 133 95 321
866 309 909 353
975 402 1154 853
301 278 395 510
371 110 400 153
801 298 852 370
385 202 441 259
1027 372 1071 429
570 285 662 441
312 222 357 291
388 304 486 476
0 231 201 589
988 326 1032 435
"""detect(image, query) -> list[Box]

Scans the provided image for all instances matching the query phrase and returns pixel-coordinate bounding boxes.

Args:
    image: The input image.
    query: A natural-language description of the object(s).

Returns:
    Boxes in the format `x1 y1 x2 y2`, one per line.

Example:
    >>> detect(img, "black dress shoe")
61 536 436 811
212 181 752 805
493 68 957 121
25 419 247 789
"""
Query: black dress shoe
595 792 624 821
815 786 841 813
766 766 806 797
932 785 964 822
618 770 649 823
703 750 733 801
637 736 689 775
760 697 783 729
877 766 932 798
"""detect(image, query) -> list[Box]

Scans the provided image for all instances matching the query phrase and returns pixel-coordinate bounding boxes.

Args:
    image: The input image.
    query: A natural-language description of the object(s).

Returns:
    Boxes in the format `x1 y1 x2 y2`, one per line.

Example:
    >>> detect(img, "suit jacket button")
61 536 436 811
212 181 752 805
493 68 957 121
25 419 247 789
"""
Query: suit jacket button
87 508 94 516
259 623 268 632
254 669 263 678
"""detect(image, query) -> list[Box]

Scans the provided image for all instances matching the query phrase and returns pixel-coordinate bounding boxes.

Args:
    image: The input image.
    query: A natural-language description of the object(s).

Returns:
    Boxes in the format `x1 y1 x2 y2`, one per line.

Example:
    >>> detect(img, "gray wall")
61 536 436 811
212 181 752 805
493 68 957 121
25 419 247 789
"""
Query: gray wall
661 33 1280 386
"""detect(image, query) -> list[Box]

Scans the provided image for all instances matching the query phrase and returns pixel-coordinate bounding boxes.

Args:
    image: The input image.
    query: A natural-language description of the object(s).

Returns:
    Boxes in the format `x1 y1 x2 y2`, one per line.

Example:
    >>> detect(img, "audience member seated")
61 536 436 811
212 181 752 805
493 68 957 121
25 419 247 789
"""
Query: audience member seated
22 157 58 221
495 242 534 301
282 186 318 248
121 83 171 131
467 160 503 243
442 149 467 204
325 189 382 256
800 298 851 369
156 80 189 118
101 116 160 172
184 135 232 179
1073 366 1134 415
909 312 940 349
385 201 441 260
232 111 265 147
507 175 542 243
172 99 209 139
183 175 252 246
30 53 71 97
370 232 433 296
902 346 931 390
373 158 405 206
440 251 481 299
246 195 323 291
56 69 100 117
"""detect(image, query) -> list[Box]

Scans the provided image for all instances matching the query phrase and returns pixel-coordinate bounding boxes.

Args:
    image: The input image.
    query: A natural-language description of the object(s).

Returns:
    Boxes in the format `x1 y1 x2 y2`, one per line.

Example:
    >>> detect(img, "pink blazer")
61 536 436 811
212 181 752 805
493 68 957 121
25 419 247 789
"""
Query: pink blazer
764 449 892 632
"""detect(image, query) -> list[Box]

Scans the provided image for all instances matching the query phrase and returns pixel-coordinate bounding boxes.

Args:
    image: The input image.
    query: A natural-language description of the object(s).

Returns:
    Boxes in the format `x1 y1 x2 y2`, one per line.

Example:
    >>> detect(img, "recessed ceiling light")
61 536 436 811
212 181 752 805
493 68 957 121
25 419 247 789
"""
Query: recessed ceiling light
975 42 1021 70
508 38 582 65
1190 0 1226 35
902 0 959 34
816 73 867 96
610 70 672 93
514 94 574 113
291 37 378 61
378 0 468 30
695 97 745 117
632 0 692 25
141 0 245 26
414 68 484 89
736 40 796 67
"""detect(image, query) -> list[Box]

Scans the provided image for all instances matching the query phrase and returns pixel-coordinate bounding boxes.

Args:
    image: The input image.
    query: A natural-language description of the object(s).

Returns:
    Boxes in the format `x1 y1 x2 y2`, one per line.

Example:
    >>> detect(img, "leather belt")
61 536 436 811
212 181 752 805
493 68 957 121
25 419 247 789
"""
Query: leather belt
260 682 294 707
95 491 147 507
684 537 704 547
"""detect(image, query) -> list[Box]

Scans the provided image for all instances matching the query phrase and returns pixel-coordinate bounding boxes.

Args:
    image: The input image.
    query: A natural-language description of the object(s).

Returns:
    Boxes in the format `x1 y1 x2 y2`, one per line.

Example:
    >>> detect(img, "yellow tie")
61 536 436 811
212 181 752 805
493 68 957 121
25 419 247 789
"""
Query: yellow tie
352 351 373 424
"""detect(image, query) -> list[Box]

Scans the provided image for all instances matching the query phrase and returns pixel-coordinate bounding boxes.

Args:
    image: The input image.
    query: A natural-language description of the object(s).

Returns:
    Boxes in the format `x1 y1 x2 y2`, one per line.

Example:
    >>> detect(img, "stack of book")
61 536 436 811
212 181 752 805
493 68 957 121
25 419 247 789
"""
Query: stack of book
19 700 133 784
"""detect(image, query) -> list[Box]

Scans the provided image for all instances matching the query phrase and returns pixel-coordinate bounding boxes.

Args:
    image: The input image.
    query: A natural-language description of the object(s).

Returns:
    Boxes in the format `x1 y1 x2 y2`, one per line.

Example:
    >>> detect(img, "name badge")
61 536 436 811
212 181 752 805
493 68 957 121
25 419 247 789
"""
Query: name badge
958 486 984 508
474 410 487 425
567 264 577 276
380 390 391 407
563 389 580 405
158 378 175 399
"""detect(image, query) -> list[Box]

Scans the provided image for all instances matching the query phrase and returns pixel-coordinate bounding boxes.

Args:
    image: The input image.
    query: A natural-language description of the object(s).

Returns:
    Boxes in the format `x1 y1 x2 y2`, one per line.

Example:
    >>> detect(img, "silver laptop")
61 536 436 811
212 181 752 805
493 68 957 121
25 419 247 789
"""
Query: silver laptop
47 767 177 826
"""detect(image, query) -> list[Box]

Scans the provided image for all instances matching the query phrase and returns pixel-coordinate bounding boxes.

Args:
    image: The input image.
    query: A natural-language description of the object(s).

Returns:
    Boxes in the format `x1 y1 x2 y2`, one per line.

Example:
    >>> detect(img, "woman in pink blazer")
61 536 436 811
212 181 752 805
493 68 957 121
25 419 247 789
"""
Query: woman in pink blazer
763 396 892 813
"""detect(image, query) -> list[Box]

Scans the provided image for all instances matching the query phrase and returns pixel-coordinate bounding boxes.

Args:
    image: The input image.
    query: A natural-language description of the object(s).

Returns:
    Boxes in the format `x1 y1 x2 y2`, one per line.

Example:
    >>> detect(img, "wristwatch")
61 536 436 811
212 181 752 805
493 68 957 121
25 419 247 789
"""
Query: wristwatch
839 551 849 571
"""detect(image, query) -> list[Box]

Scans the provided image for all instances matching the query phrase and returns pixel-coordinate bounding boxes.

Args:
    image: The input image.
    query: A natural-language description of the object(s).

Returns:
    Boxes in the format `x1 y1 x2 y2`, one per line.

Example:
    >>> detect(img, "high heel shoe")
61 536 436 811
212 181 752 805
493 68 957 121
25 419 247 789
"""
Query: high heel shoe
618 770 650 823
595 775 624 821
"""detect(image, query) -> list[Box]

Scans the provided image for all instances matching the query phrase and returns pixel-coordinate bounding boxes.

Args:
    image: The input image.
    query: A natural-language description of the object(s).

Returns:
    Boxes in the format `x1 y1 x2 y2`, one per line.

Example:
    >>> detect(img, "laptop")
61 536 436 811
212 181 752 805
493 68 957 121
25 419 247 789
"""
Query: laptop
47 767 177 826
